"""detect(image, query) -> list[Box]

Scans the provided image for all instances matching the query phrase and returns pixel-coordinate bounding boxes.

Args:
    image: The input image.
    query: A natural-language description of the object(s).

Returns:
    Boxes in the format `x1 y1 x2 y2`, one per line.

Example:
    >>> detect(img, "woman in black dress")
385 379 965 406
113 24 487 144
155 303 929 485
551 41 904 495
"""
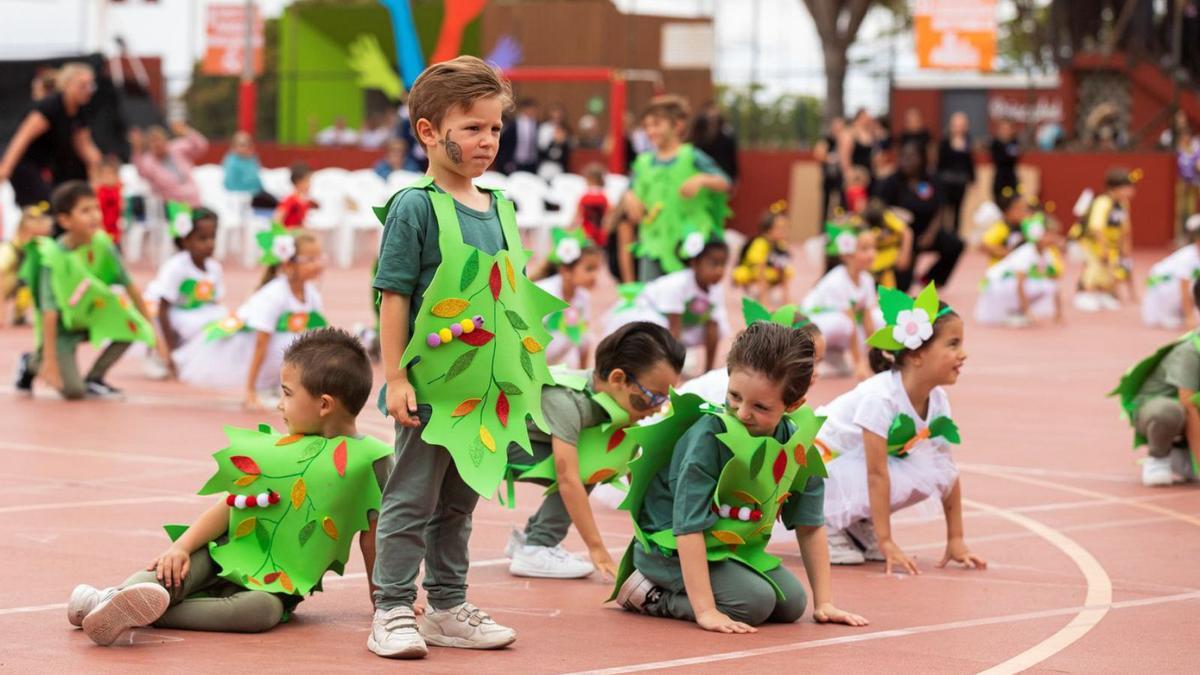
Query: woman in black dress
814 116 845 221
0 63 101 206
874 142 964 291
935 111 976 236
990 119 1020 203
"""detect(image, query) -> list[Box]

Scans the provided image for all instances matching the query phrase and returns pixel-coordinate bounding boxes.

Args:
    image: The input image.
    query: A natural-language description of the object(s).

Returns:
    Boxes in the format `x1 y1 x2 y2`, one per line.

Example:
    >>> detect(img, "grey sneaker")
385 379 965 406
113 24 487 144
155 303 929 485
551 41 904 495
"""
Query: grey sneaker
614 570 662 613
67 584 116 627
81 583 170 646
418 602 516 650
504 527 527 558
846 520 884 561
828 529 866 565
368 607 428 659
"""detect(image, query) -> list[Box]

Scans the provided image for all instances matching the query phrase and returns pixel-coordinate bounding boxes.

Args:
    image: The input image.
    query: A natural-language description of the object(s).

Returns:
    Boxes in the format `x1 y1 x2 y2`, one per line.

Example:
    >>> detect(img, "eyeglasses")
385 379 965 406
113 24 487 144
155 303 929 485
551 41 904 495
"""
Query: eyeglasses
627 373 667 408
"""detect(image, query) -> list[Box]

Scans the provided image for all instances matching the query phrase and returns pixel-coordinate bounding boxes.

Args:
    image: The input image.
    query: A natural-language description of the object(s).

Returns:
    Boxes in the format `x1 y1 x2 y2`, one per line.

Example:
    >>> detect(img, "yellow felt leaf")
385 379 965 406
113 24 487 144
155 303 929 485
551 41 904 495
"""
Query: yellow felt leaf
710 529 745 546
276 434 303 446
234 474 258 487
322 516 339 540
431 298 470 318
479 426 496 452
234 517 257 538
291 478 306 510
731 490 759 505
279 571 294 593
586 468 617 484
522 337 543 353
245 576 261 586
504 255 516 291
452 398 482 416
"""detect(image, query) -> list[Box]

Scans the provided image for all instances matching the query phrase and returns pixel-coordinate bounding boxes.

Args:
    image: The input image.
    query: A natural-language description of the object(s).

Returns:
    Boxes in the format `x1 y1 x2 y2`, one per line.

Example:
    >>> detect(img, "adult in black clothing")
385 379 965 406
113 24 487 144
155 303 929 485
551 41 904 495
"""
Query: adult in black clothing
875 142 964 291
814 116 845 221
934 111 976 236
690 102 739 185
990 119 1021 203
497 98 541 175
841 109 879 187
0 63 101 206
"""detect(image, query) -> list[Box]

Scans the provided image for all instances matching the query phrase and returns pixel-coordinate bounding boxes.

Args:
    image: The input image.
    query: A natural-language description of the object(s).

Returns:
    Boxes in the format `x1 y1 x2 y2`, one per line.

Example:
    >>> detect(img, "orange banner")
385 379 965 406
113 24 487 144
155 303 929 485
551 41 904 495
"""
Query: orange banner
202 4 263 77
913 0 996 72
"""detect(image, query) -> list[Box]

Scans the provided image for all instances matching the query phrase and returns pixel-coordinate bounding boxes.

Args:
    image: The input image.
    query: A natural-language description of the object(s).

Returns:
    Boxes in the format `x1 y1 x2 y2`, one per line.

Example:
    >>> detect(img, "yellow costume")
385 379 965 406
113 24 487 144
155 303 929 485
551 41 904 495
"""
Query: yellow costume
733 236 793 287
1076 194 1130 292
981 221 1023 266
869 210 907 288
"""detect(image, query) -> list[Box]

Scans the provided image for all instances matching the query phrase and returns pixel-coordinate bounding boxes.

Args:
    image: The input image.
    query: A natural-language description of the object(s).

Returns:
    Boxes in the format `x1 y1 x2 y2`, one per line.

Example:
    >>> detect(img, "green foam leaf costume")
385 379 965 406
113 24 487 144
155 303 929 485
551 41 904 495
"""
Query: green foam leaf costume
20 232 155 348
741 296 811 329
1109 333 1200 448
631 144 729 273
379 177 567 498
886 413 960 458
513 367 639 494
610 390 827 600
170 426 392 597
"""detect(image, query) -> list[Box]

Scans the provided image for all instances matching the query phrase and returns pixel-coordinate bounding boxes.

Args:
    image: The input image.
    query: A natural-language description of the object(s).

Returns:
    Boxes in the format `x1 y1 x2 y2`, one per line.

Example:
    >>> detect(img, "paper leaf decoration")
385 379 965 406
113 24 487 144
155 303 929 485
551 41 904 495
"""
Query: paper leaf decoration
460 250 480 291
298 520 316 546
711 530 745 546
772 449 787 484
234 474 258 487
431 298 470 318
452 398 482 416
522 337 543 353
489 263 501 300
479 426 496 452
332 441 347 477
496 390 510 427
446 350 478 380
505 310 529 330
607 428 626 452
297 438 326 462
322 516 338 541
278 572 294 593
505 255 517 291
234 517 257 538
586 468 618 484
459 327 495 347
230 456 261 475
275 434 303 447
291 478 306 509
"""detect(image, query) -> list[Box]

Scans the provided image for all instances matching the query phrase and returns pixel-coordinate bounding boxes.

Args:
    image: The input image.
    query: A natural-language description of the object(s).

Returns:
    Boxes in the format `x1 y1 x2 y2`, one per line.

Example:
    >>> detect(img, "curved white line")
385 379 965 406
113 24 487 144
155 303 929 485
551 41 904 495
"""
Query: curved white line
965 498 1113 675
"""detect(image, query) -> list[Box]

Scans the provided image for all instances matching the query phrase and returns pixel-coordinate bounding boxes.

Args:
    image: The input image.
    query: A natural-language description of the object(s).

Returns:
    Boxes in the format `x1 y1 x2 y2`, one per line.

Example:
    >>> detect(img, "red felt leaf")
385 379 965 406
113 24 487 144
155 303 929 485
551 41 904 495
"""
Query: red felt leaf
230 455 261 475
489 263 501 300
127 320 138 334
332 440 347 477
459 327 495 346
263 571 281 584
606 428 626 452
772 449 787 484
496 390 510 427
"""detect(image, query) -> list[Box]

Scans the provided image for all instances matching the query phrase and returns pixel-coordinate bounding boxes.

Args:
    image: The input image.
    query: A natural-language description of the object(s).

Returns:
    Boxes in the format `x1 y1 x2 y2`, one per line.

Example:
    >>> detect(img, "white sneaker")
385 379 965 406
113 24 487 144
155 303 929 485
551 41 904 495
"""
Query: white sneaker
504 527 527 558
1170 448 1196 483
828 529 866 565
368 606 428 659
614 570 662 613
845 520 884 562
1142 456 1174 487
141 354 169 381
1099 294 1121 311
1073 293 1102 313
81 583 170 646
68 584 116 627
418 602 516 650
509 544 595 578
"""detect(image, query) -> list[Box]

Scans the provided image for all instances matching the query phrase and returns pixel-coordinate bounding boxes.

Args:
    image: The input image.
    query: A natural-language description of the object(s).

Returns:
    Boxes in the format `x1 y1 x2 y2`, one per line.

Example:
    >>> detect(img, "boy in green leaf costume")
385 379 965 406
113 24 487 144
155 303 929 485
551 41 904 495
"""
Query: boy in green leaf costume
66 329 393 646
624 94 730 280
370 57 563 659
613 323 867 632
504 322 685 580
17 181 154 400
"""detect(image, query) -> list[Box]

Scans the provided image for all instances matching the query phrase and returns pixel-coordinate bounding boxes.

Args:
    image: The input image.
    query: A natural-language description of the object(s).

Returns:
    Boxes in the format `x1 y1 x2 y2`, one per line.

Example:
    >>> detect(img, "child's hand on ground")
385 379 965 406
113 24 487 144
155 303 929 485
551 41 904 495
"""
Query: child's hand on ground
387 378 420 428
696 608 757 634
880 538 920 575
40 363 63 392
813 602 869 627
149 544 191 588
679 175 706 199
938 537 987 570
588 546 617 582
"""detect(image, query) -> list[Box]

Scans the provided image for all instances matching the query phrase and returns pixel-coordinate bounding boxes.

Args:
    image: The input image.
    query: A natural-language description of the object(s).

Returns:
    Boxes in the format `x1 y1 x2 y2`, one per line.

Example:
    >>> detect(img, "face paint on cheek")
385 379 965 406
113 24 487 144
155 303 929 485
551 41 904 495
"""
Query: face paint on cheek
627 393 654 412
441 131 463 165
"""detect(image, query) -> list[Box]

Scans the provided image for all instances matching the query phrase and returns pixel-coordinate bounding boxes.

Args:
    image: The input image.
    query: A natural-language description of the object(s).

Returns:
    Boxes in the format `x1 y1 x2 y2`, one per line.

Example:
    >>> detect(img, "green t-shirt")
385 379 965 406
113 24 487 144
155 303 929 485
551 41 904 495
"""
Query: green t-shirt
507 372 608 469
1134 335 1200 410
630 146 729 184
36 235 132 319
638 414 825 540
372 184 507 335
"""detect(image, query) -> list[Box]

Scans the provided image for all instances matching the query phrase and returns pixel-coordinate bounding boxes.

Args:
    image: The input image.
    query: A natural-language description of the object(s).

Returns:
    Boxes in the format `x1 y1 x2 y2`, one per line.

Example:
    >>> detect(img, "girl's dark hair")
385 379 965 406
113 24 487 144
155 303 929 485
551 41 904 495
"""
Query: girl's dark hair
173 206 219 249
868 302 958 373
595 321 686 380
726 322 815 405
684 237 730 264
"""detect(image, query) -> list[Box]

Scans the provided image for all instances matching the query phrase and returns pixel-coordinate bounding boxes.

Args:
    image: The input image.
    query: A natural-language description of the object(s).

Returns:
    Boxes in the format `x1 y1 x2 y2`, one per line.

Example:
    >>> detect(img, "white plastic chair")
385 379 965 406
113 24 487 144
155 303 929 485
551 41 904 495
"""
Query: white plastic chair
476 171 509 193
505 171 551 254
546 173 587 230
260 167 293 199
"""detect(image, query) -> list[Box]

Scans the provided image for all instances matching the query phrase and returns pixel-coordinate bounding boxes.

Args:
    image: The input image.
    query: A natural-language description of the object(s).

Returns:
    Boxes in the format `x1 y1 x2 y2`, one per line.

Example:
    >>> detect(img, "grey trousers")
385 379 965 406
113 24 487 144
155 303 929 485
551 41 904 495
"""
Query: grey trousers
122 548 284 633
30 330 129 400
373 408 479 611
641 557 808 627
1135 397 1187 458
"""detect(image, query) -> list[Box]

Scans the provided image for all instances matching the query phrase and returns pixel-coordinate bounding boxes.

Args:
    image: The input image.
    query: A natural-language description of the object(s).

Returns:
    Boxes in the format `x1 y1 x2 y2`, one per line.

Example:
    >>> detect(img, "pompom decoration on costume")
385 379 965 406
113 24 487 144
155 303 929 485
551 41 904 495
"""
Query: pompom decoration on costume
867 283 951 352
225 491 282 509
425 315 485 348
549 228 589 266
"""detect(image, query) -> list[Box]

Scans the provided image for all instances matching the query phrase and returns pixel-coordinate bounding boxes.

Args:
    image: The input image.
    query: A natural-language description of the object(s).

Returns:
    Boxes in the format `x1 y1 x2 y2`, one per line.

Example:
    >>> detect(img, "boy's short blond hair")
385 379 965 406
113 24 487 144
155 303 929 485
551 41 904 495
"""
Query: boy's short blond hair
641 94 691 125
407 56 513 145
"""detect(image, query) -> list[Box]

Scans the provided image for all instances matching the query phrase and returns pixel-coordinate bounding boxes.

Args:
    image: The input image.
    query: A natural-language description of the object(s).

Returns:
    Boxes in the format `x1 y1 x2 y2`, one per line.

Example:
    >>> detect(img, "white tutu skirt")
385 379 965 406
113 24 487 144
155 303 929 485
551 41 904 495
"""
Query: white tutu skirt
822 447 960 532
974 277 1057 325
165 305 230 346
1141 281 1184 329
807 307 884 351
174 330 299 391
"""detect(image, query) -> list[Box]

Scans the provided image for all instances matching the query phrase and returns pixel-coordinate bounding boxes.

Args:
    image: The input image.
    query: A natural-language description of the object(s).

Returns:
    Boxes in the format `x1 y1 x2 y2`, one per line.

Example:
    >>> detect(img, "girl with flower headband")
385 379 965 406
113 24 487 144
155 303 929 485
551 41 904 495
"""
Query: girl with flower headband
173 226 328 410
817 283 985 574
604 232 730 373
732 202 794 306
0 202 52 327
143 206 228 376
1141 214 1200 330
975 212 1065 327
534 228 604 367
801 223 881 379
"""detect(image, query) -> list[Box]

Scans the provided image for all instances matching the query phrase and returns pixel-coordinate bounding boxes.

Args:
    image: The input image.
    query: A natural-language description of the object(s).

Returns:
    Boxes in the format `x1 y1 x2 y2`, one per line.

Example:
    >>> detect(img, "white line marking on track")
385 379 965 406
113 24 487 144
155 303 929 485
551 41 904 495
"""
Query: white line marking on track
0 495 204 514
0 440 209 467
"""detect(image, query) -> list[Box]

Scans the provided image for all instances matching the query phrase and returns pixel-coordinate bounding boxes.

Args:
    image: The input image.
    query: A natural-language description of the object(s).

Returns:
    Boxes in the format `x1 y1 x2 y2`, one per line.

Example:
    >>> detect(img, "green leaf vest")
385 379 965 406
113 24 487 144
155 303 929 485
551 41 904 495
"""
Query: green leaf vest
631 144 730 274
165 426 391 598
378 177 568 499
611 391 827 600
1110 333 1200 447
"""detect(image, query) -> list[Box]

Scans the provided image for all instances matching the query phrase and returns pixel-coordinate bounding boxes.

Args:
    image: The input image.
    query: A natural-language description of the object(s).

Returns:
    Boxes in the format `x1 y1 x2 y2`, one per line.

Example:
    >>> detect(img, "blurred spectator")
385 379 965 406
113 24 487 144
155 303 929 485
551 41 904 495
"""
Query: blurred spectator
841 109 880 189
875 143 963 291
130 120 208 208
30 66 58 100
274 162 317 229
898 107 932 154
1176 126 1200 223
396 103 427 172
690 102 740 185
374 138 409 180
576 113 604 149
94 156 123 245
990 119 1021 203
498 98 540 174
537 103 573 179
359 110 396 150
222 131 278 209
935 111 975 235
575 163 609 246
315 116 360 146
814 117 845 220
0 63 102 206
1082 102 1127 150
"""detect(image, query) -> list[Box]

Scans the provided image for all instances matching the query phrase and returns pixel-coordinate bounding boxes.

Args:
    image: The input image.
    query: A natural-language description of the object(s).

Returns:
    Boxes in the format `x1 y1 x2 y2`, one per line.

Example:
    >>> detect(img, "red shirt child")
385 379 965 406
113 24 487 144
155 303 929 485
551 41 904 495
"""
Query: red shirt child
94 161 124 243
276 193 316 228
577 187 609 246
